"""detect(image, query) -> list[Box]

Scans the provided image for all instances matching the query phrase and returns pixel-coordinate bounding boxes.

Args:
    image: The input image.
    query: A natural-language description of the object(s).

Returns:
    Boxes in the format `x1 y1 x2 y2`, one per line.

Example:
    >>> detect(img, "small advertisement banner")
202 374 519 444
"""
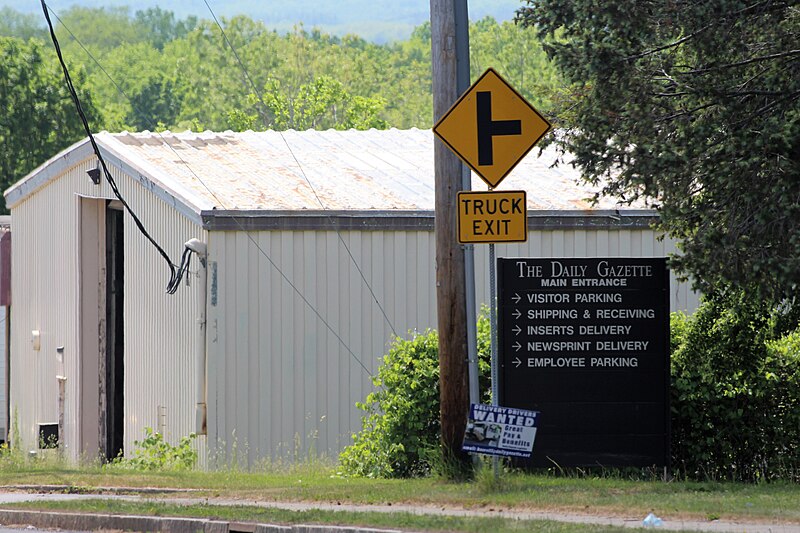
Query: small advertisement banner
462 403 539 458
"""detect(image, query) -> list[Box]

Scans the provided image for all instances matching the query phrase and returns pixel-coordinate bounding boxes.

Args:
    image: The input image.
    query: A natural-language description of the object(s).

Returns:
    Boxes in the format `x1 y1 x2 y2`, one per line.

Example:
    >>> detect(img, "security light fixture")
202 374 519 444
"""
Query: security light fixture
185 238 207 257
87 162 101 185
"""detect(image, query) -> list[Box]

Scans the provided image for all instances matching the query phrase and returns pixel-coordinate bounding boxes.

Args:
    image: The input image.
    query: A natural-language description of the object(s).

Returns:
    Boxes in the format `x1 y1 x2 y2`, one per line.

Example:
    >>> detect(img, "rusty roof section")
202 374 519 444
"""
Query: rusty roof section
96 129 640 212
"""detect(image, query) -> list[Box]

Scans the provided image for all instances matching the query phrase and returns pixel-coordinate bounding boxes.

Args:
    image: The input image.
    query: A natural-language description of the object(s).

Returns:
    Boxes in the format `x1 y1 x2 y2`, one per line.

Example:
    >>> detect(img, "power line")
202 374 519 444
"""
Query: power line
40 0 192 295
200 0 271 127
201 0 399 338
46 5 374 377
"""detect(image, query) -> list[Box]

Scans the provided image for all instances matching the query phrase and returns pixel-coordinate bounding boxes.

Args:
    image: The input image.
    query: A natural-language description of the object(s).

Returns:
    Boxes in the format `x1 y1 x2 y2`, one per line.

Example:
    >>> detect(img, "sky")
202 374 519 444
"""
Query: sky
9 0 525 42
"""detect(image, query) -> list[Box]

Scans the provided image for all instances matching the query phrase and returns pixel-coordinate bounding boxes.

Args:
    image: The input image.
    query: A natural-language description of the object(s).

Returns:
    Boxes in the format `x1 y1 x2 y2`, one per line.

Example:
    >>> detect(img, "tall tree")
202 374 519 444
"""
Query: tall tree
21 11 561 135
518 1 800 301
134 7 198 51
230 76 388 131
95 42 178 132
0 37 97 213
163 17 284 131
55 6 145 51
469 16 562 111
0 7 46 41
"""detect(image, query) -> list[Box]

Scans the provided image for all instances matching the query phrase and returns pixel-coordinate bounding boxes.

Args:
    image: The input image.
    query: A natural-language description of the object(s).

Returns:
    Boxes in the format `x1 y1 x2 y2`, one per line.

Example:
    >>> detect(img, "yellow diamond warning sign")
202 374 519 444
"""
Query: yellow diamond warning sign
458 190 527 244
434 68 551 189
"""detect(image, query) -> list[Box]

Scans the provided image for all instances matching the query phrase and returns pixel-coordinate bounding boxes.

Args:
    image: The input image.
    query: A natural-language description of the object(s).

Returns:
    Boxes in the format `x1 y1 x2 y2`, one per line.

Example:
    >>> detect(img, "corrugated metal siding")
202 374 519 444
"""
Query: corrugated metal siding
207 224 697 464
10 165 83 458
119 165 207 460
207 228 437 463
9 154 206 460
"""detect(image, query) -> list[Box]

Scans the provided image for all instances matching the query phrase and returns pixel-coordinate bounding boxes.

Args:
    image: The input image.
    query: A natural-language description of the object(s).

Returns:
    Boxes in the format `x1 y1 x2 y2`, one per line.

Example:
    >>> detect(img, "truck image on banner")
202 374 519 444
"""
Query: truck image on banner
462 403 540 458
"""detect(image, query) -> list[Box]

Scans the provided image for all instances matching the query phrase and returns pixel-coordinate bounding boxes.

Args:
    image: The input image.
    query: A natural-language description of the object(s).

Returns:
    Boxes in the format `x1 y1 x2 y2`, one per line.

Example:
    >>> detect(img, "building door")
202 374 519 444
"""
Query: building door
105 203 124 460
79 198 125 461
79 198 103 459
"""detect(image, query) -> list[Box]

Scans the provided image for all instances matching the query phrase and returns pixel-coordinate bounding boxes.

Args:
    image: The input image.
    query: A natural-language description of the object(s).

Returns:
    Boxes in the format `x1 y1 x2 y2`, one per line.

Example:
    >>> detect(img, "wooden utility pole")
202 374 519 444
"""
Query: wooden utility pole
430 0 470 473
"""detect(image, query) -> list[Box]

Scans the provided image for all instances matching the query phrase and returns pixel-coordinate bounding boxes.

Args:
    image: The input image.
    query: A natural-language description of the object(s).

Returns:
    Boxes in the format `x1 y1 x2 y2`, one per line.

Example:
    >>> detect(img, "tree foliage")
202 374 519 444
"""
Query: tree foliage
55 6 146 51
233 75 388 131
0 36 96 213
339 315 492 478
469 16 562 111
0 7 563 207
671 288 800 481
134 7 198 51
0 7 47 41
0 7 562 134
518 1 800 301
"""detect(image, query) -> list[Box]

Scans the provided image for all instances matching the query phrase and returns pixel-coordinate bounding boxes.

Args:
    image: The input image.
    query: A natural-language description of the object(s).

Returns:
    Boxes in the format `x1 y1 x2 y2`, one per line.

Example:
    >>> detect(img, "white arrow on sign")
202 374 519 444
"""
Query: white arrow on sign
512 293 521 303
513 341 522 352
513 309 522 319
513 324 522 336
513 357 522 368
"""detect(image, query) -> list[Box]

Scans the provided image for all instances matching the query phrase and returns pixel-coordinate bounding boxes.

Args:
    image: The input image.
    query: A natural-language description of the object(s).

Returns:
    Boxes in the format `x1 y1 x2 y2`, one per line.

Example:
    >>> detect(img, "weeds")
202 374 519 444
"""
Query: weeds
107 427 197 471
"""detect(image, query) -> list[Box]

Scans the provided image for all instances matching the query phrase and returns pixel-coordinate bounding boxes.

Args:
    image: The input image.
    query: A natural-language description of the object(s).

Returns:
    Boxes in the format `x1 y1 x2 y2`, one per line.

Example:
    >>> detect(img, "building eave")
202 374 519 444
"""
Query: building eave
201 209 659 232
4 135 208 227
4 138 94 210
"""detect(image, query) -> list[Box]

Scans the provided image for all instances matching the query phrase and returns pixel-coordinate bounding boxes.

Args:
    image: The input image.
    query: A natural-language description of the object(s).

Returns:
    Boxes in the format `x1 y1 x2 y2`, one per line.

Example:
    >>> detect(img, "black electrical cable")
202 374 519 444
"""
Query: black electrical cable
43 3 374 376
40 0 190 294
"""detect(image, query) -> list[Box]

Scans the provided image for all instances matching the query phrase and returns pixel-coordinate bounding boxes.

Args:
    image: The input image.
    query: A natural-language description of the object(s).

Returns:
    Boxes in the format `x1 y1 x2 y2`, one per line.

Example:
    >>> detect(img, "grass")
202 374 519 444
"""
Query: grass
2 499 640 533
1 457 799 526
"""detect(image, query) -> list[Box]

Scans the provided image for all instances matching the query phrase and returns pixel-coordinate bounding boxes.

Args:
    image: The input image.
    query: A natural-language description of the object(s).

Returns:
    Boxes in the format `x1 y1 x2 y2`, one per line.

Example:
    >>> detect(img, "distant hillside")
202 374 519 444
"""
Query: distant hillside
6 0 524 42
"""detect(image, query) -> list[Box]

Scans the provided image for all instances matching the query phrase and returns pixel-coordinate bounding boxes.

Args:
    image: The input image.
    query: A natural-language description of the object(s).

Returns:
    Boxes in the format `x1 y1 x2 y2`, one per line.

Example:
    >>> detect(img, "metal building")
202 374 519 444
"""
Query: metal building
4 129 698 465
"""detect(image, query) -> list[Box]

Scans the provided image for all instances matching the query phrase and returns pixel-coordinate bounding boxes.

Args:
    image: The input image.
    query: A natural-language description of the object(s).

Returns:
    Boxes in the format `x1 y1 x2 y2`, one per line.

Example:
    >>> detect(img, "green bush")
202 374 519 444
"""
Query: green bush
338 329 440 478
108 427 197 471
671 289 800 481
339 315 492 478
341 290 800 481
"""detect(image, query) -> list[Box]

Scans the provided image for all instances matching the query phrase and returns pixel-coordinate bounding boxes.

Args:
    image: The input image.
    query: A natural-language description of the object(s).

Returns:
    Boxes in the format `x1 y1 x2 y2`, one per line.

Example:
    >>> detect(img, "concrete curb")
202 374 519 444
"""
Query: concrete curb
0 509 410 533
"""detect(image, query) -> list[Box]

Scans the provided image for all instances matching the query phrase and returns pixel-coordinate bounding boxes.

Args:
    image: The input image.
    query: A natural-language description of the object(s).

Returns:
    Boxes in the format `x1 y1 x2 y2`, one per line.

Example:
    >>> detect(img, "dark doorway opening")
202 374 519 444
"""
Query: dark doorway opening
105 203 124 461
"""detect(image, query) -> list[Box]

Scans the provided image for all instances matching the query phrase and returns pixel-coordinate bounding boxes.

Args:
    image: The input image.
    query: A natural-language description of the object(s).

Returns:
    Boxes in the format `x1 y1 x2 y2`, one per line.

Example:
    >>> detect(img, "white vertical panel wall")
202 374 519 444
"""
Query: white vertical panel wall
9 155 205 460
206 229 438 464
11 162 84 459
206 223 698 464
119 166 207 461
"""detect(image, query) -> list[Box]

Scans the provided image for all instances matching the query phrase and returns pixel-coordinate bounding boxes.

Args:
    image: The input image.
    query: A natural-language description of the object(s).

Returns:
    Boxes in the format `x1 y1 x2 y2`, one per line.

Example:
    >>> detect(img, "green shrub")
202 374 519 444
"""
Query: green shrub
671 289 800 481
339 314 492 478
341 289 800 482
108 427 197 471
338 329 440 478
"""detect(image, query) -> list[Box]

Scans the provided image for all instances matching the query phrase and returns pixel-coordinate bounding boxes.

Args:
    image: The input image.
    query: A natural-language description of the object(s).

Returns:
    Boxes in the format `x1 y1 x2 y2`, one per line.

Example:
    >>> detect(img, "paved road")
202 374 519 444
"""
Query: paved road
1 490 799 533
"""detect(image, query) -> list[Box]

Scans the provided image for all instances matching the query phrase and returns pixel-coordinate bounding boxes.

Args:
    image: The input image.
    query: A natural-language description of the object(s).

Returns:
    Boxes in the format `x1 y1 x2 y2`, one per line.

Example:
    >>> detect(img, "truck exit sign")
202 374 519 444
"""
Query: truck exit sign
457 190 527 244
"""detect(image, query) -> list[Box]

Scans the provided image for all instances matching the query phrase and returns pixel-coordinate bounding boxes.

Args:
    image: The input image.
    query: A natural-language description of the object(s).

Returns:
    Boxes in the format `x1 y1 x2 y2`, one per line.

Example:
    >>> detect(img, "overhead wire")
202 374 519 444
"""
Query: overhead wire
45 4 374 377
201 0 399 338
48 10 135 108
40 0 192 295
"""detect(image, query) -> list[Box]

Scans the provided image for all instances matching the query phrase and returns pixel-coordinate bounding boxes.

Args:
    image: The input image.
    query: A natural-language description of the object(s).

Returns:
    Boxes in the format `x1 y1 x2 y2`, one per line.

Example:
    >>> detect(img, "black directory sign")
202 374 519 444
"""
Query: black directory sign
497 258 670 467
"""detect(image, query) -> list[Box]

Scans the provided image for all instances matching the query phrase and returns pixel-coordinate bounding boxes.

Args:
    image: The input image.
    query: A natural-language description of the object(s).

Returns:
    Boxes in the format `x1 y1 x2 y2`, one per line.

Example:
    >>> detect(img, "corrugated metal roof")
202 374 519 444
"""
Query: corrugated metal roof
99 129 635 212
7 129 642 213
